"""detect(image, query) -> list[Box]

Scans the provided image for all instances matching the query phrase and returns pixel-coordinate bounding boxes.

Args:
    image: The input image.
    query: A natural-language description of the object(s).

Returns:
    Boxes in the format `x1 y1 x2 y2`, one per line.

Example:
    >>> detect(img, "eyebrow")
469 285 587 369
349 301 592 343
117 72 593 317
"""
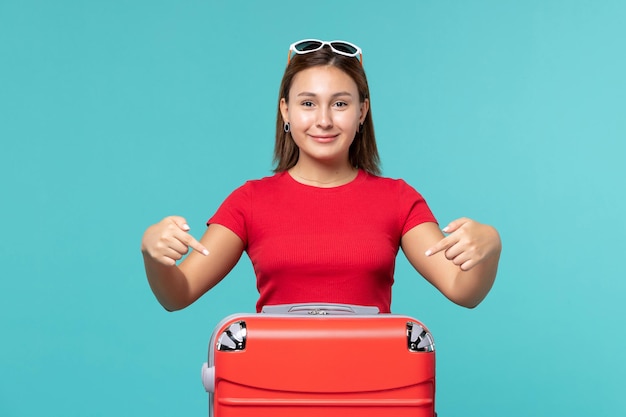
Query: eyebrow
296 91 354 98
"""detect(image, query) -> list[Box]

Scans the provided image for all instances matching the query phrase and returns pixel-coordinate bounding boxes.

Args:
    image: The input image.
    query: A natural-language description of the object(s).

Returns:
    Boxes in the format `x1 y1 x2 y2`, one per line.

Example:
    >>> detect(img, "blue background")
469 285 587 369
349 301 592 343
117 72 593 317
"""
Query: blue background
1 1 625 416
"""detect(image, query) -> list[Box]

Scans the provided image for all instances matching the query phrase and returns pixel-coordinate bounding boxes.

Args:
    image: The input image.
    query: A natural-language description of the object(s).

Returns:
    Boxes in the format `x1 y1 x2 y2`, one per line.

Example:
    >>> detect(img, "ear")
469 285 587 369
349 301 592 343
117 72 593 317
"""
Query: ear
359 98 370 124
279 98 289 123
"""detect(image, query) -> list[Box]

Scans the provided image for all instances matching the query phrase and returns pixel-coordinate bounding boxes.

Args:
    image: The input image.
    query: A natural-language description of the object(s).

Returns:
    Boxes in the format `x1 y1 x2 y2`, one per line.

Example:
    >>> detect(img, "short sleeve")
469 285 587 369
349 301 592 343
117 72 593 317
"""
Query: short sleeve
207 183 251 246
398 180 438 235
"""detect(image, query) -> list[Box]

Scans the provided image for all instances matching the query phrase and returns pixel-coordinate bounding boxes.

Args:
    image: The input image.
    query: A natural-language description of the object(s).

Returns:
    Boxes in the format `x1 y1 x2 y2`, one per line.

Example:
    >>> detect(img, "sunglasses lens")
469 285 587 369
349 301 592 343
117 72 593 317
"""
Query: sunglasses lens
288 40 362 65
294 40 323 52
330 42 358 55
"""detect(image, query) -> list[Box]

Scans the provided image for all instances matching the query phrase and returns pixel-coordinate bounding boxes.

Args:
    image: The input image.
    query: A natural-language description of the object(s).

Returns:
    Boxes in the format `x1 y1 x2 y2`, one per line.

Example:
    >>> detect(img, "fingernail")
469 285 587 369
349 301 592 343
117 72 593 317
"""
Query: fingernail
442 226 450 233
425 249 432 256
182 223 190 231
202 249 209 256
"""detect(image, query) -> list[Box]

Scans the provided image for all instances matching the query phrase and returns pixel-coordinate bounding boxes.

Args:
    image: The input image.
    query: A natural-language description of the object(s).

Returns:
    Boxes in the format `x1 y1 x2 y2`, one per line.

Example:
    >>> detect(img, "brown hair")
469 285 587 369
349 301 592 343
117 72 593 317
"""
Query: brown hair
273 46 381 175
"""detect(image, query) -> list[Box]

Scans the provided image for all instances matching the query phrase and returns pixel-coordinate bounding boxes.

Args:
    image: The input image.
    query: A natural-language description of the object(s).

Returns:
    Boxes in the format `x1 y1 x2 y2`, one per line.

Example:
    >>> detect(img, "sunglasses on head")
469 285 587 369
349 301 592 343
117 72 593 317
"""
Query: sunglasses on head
287 39 363 64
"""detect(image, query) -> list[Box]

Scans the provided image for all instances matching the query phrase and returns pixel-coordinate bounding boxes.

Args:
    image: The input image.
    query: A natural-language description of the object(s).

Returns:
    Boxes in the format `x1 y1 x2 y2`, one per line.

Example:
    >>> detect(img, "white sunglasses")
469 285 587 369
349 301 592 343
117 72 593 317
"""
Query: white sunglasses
287 39 363 64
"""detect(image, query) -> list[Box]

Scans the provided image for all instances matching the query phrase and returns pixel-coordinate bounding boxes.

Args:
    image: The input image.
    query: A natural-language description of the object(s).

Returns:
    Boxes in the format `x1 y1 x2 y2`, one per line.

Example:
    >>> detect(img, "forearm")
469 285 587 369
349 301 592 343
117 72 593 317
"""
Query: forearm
449 252 500 308
142 253 192 311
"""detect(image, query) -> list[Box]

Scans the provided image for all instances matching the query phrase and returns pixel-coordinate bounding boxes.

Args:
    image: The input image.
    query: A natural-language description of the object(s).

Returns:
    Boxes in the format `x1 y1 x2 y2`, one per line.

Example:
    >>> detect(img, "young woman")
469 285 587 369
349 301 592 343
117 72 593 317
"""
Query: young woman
141 39 502 313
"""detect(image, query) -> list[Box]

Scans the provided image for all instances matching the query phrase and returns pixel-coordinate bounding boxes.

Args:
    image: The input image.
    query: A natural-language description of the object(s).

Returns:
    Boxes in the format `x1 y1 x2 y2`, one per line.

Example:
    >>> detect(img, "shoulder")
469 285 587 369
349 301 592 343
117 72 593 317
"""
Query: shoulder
230 172 289 194
360 171 419 193
244 172 288 187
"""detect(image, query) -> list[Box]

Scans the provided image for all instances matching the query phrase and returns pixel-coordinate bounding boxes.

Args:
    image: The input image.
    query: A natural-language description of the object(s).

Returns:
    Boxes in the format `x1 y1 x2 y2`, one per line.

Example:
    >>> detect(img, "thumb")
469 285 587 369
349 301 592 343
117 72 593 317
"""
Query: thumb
441 217 470 234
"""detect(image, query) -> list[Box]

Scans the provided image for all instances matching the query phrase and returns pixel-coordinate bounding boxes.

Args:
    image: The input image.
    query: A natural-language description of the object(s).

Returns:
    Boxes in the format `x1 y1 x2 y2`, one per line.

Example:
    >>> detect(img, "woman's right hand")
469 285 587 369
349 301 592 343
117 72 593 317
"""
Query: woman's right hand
140 216 209 266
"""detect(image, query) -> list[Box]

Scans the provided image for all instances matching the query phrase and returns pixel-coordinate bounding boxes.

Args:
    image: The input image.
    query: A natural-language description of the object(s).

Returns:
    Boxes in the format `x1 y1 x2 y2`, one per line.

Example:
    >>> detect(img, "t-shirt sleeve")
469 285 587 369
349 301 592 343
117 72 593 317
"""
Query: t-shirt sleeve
398 180 438 235
207 183 250 246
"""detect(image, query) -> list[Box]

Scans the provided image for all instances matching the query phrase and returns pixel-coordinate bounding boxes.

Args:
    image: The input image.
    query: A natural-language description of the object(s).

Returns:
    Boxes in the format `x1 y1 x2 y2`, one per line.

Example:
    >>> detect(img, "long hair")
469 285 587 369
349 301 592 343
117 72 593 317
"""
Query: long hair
273 46 381 175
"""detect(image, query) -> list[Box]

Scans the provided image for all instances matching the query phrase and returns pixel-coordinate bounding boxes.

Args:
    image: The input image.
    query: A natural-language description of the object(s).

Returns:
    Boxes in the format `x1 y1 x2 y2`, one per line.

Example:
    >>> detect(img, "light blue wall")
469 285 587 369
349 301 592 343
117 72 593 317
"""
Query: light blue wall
1 1 624 416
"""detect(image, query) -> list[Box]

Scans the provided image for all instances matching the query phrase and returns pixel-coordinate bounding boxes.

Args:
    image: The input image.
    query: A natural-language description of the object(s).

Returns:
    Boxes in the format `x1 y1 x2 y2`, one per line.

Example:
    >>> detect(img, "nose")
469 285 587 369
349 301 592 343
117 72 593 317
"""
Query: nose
316 107 333 129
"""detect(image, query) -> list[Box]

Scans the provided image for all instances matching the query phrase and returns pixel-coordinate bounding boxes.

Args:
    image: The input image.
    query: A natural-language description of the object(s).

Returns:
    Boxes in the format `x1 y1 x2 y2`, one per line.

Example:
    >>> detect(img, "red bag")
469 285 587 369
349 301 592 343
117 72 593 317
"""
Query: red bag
202 303 436 417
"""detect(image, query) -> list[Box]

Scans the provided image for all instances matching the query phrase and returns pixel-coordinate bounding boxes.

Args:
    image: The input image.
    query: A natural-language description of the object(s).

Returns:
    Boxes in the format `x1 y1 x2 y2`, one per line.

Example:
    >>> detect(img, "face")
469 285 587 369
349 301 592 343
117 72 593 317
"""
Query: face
280 65 369 168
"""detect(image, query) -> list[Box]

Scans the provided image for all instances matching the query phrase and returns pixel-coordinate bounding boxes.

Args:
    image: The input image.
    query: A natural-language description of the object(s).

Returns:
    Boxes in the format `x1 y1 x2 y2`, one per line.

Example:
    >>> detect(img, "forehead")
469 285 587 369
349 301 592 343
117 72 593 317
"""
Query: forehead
289 65 358 95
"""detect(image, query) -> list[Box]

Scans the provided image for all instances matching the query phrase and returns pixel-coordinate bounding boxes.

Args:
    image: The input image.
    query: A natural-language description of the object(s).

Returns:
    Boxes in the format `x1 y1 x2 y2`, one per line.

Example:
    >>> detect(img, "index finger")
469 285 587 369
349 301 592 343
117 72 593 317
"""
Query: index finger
424 235 454 257
181 233 209 256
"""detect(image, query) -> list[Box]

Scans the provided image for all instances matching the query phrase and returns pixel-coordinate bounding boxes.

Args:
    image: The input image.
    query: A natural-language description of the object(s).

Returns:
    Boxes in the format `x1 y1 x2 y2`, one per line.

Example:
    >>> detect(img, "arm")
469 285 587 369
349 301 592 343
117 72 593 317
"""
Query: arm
401 218 501 308
141 216 245 311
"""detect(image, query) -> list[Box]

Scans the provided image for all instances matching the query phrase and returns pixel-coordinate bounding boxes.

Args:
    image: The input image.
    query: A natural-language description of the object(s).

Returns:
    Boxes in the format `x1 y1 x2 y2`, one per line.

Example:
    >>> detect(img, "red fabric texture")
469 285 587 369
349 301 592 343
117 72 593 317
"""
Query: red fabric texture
208 170 437 313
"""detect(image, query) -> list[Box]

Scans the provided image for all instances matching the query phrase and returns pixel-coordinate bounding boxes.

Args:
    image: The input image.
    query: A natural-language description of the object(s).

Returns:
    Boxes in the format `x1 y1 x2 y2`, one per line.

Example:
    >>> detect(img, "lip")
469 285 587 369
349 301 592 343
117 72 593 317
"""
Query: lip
308 134 339 143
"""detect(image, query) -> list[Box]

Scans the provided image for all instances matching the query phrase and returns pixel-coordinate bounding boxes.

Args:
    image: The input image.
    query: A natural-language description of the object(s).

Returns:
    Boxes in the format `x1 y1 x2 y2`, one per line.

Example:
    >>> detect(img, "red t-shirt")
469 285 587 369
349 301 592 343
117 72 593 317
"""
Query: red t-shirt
208 170 437 313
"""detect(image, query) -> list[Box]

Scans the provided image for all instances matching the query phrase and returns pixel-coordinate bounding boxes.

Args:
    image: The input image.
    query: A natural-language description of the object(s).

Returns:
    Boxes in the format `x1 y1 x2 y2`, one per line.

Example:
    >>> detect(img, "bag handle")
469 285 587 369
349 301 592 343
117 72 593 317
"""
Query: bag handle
261 303 380 315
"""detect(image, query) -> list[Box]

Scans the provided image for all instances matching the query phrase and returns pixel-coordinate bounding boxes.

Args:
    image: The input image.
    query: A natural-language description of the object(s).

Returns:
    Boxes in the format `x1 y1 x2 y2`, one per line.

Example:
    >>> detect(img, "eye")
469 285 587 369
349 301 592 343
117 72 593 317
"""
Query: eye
301 101 314 107
334 101 348 108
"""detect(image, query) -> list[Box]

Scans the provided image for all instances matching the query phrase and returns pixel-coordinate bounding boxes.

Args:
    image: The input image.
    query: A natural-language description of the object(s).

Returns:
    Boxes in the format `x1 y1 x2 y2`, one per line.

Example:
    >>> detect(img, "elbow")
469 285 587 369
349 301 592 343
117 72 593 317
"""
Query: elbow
459 300 481 309
157 295 192 312
446 269 497 309
445 282 489 309
451 295 483 309
149 281 194 312
163 300 191 312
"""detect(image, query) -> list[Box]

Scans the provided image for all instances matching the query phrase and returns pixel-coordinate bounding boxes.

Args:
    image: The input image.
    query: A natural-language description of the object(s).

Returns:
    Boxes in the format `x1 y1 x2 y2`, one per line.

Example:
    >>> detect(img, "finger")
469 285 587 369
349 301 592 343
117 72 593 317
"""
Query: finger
168 216 191 232
166 217 209 256
459 258 476 271
161 247 186 263
165 237 191 256
163 258 176 266
426 221 468 256
441 217 470 234
444 243 465 262
181 233 209 256
425 235 455 257
449 248 473 267
150 247 184 266
156 256 177 267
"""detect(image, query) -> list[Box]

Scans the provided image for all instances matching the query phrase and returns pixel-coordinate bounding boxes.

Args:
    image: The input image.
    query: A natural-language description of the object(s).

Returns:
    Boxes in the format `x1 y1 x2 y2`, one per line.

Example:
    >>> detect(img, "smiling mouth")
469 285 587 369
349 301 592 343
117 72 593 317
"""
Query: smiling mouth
309 134 338 142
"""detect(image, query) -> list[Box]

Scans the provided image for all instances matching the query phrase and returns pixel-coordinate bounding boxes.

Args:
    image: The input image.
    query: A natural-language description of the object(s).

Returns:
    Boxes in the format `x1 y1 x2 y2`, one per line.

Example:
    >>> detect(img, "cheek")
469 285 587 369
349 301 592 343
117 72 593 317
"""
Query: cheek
338 113 361 130
289 111 313 128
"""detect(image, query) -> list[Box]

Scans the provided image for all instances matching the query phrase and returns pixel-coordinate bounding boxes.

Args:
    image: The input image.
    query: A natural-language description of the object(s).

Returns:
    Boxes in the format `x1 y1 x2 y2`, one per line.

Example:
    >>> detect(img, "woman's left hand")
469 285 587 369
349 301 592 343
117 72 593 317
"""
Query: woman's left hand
425 217 501 271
